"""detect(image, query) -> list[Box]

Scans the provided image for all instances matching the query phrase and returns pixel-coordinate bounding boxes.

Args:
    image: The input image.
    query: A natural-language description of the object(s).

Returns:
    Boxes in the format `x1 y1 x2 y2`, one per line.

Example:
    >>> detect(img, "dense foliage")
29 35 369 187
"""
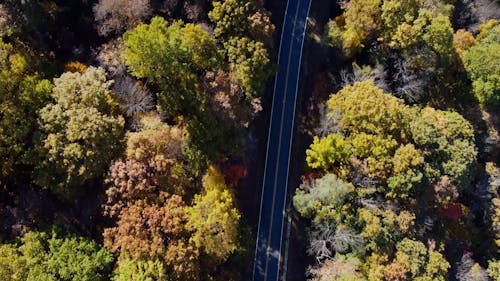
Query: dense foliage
0 0 274 280
33 67 125 197
0 0 498 280
0 39 52 187
298 1 500 280
462 24 500 106
0 230 114 281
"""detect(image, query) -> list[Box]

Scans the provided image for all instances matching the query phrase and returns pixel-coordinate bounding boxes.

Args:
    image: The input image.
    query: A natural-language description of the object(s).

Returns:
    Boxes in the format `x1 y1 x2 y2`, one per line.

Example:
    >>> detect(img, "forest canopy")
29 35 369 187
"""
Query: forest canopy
0 0 274 280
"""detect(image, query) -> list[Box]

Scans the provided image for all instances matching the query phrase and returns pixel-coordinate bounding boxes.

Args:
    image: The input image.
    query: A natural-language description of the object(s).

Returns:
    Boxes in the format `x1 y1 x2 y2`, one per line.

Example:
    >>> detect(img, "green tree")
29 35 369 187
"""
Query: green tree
327 80 412 138
209 0 253 40
0 39 52 186
186 165 240 261
462 25 500 106
33 67 124 197
112 258 168 281
387 144 424 199
293 173 354 220
488 259 500 281
423 14 454 58
321 81 476 195
0 231 114 281
225 36 270 97
306 134 350 171
123 17 218 115
185 109 244 165
341 0 382 57
392 239 449 281
356 207 411 254
409 107 477 188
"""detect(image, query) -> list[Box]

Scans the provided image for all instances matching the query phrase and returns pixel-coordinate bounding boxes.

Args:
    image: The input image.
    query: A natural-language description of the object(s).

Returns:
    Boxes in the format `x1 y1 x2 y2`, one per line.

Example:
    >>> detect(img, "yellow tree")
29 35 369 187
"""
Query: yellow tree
186 165 240 261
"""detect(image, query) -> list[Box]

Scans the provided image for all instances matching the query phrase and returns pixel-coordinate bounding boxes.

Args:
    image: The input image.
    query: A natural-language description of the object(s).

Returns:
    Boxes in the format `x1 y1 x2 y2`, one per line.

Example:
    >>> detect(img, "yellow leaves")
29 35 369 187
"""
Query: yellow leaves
202 164 226 192
341 28 366 58
364 253 388 281
186 166 240 261
477 19 498 42
306 134 350 171
392 144 423 174
64 61 88 73
341 0 382 57
389 21 422 49
8 53 27 75
328 80 411 137
182 23 219 69
453 29 476 56
358 208 383 239
396 210 416 234
350 133 398 159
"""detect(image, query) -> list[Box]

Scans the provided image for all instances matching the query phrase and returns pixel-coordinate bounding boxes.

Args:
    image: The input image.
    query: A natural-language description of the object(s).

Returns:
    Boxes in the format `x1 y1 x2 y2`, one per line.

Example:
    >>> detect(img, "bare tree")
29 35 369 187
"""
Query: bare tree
314 103 341 137
330 226 364 254
474 0 500 26
340 63 388 90
307 255 363 281
0 4 9 35
93 0 152 36
96 38 126 76
308 222 335 263
392 56 425 102
184 1 204 21
113 76 154 129
456 253 490 281
308 222 363 263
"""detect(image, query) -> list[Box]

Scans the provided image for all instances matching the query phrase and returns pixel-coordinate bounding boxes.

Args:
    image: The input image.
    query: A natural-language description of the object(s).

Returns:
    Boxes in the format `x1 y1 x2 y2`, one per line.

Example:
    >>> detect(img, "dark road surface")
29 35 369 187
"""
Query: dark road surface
252 0 312 280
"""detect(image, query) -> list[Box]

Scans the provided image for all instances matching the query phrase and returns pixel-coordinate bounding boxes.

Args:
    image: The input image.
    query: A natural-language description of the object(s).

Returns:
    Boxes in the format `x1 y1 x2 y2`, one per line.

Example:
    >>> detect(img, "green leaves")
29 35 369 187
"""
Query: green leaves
33 67 124 196
0 231 114 281
209 0 253 40
293 173 354 220
318 81 477 196
409 107 477 188
327 80 411 138
0 39 52 186
423 14 453 58
225 37 270 97
306 134 350 171
112 258 167 281
462 25 500 106
123 17 219 116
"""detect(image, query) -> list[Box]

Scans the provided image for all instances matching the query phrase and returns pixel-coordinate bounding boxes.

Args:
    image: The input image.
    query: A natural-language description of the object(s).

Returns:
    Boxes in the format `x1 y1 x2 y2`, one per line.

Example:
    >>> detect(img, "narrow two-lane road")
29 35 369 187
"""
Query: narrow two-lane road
253 0 312 280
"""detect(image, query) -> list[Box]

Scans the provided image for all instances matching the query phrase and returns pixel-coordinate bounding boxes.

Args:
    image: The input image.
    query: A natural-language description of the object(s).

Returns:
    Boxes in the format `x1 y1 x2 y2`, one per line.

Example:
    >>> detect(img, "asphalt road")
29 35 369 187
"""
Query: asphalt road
252 0 312 280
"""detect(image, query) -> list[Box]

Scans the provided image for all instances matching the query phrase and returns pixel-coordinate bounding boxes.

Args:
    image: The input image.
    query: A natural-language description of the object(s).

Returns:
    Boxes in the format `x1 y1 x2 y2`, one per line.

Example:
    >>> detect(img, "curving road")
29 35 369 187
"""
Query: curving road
252 0 312 280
